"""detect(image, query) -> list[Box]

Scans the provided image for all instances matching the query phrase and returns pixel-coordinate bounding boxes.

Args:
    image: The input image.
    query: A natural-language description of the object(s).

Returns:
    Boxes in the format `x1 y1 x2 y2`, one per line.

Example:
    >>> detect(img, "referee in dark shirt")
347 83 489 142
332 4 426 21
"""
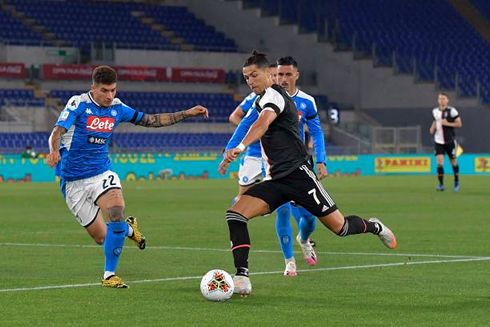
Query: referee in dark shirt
218 50 397 296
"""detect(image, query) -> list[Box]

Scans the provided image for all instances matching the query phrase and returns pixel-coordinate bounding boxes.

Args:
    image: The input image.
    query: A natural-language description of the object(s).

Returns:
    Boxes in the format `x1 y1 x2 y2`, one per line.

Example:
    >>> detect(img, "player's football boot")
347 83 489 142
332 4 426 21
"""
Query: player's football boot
126 216 146 250
369 218 397 249
102 275 128 289
454 181 460 192
233 275 252 296
308 238 317 247
296 234 318 266
436 184 445 192
283 260 297 277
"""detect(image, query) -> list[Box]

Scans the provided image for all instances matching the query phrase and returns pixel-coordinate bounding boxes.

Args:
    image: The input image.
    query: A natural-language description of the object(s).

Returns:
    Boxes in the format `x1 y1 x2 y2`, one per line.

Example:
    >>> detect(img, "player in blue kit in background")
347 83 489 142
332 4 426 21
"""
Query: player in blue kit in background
274 56 327 276
226 64 277 199
46 66 208 288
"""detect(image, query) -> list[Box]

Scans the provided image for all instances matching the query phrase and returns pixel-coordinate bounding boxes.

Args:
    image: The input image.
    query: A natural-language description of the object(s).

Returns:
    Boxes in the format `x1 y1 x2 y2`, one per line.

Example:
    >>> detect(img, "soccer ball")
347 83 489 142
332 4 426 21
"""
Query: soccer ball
200 269 234 302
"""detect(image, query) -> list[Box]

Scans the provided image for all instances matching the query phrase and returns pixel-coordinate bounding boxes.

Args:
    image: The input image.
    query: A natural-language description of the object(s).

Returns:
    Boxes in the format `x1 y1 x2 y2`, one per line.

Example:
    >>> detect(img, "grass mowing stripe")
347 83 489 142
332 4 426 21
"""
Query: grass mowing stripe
0 242 484 259
2 256 489 293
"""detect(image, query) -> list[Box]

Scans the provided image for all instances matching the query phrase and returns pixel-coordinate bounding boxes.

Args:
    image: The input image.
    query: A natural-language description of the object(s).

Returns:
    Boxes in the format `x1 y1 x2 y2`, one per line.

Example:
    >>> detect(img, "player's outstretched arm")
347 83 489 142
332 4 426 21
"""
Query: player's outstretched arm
46 126 66 168
137 105 209 128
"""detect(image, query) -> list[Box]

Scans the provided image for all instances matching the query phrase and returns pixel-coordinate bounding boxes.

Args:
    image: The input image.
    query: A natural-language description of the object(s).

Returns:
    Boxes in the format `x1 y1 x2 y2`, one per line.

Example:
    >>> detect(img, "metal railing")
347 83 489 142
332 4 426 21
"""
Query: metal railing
371 126 422 154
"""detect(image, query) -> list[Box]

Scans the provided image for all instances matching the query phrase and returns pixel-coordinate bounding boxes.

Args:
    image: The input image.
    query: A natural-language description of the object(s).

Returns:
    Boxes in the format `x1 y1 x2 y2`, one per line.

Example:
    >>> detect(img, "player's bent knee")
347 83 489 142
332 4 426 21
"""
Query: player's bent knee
318 210 344 234
277 206 290 218
108 205 125 222
230 195 269 219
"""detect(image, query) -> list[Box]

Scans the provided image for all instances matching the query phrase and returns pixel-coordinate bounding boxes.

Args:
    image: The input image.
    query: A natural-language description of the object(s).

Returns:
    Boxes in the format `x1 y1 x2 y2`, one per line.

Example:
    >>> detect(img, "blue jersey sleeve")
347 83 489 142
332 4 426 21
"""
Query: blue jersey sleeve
119 101 144 125
55 96 82 130
305 100 326 164
225 108 259 152
238 93 257 114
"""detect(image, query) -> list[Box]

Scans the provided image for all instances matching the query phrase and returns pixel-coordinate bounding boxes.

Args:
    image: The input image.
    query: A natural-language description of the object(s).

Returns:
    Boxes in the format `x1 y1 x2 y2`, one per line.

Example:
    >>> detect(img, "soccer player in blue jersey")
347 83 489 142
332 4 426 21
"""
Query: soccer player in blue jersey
46 66 208 288
274 56 327 276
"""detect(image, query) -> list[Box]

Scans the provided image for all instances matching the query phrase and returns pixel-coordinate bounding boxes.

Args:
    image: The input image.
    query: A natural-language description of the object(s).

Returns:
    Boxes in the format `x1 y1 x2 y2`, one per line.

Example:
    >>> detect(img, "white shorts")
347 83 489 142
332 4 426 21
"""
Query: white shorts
239 156 263 186
65 170 122 227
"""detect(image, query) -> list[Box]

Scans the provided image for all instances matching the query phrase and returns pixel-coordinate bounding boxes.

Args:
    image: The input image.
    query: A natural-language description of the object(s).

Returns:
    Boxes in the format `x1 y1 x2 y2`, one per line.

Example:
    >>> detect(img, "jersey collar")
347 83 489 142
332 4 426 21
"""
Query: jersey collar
88 91 102 107
289 88 300 98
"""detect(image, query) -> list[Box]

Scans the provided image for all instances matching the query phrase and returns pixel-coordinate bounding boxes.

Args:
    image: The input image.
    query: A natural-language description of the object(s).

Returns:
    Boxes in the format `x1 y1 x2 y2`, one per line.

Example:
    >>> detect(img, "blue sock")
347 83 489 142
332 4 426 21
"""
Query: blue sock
275 203 293 259
104 221 128 275
291 204 301 227
299 214 317 242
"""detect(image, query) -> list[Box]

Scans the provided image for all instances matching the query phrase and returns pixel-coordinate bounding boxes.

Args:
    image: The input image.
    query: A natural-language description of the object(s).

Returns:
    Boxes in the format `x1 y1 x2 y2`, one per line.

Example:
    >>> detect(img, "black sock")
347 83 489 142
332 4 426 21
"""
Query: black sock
337 215 381 237
452 165 459 183
226 210 250 275
437 166 444 185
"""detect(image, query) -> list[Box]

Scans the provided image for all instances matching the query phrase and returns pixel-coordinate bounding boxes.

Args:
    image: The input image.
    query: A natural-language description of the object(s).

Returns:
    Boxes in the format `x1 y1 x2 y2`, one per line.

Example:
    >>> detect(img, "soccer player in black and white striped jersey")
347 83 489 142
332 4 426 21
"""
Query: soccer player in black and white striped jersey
429 93 462 192
218 50 397 296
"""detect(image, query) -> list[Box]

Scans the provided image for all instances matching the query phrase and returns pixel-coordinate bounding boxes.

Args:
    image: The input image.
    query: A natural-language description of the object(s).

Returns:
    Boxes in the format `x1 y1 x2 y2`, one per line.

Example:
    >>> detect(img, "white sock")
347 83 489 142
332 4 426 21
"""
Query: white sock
127 226 134 238
104 271 115 280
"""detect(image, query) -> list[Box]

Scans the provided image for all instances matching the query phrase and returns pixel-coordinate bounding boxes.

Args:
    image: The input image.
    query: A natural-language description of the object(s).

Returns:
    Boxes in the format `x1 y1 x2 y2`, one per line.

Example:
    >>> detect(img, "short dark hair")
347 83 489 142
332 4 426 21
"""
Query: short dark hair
243 50 269 69
438 92 449 98
276 56 298 69
92 66 118 85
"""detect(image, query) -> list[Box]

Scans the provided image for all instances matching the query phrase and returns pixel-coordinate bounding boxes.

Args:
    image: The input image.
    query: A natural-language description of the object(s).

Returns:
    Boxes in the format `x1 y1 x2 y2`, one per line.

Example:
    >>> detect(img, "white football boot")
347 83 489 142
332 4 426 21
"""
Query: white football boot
283 259 297 276
233 275 252 296
369 218 397 249
296 234 318 266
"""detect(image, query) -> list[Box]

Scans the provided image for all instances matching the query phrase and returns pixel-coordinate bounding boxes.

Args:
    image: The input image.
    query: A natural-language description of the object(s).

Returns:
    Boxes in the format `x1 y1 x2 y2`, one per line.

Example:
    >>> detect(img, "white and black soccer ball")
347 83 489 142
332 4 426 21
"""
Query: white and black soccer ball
200 269 234 302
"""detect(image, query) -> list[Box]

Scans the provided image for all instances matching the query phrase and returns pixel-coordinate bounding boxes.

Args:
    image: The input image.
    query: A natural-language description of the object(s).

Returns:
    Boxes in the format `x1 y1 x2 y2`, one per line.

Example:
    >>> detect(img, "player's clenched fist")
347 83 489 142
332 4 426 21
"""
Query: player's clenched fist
46 151 61 168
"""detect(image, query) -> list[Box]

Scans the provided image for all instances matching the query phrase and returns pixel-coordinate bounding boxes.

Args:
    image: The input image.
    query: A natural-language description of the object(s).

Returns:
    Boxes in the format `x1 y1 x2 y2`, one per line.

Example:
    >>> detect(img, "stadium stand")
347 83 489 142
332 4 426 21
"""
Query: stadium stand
2 0 238 51
0 89 45 107
0 8 47 45
471 0 490 21
241 0 489 104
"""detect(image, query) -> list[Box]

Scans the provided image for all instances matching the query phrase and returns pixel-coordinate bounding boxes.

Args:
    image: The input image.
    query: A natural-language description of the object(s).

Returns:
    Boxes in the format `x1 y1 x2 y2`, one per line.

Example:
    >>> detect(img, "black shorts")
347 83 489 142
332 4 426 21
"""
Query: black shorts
435 141 457 159
244 164 338 217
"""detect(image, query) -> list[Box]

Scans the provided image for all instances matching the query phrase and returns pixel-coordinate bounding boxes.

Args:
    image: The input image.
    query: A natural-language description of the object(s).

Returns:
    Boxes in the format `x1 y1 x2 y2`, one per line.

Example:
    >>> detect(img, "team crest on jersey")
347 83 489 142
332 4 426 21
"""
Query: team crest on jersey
300 102 307 109
111 109 117 117
86 116 115 132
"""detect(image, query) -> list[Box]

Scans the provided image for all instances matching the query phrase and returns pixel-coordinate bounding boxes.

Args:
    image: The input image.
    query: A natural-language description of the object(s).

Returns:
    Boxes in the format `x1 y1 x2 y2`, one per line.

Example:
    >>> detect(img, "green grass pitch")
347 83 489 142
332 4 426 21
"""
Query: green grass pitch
0 175 489 326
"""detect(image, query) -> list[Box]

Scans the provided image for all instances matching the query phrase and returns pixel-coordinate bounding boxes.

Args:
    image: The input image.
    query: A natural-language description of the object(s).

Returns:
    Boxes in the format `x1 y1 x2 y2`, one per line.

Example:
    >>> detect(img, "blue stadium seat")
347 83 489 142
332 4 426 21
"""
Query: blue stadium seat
3 0 238 51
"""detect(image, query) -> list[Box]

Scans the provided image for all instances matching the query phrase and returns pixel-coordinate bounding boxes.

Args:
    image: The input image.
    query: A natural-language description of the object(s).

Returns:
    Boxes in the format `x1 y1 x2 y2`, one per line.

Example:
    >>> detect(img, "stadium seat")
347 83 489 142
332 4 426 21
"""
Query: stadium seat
3 0 238 52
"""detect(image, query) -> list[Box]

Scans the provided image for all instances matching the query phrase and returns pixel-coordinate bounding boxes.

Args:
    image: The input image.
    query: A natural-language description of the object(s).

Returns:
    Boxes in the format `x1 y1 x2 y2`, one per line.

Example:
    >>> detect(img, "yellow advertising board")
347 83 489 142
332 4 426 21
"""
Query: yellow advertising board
375 157 431 173
474 157 490 173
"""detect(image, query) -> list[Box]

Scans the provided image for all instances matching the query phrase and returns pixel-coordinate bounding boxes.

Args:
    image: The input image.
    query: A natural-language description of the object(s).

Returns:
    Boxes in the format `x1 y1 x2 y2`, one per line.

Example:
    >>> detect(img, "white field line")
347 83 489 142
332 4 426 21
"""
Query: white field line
1 256 490 293
0 242 485 259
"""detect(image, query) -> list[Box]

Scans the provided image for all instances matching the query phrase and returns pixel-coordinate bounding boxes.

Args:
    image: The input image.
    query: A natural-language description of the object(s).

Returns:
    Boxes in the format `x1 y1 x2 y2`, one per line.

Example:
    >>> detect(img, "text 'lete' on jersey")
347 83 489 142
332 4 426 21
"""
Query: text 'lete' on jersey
55 92 144 181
